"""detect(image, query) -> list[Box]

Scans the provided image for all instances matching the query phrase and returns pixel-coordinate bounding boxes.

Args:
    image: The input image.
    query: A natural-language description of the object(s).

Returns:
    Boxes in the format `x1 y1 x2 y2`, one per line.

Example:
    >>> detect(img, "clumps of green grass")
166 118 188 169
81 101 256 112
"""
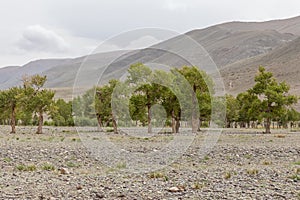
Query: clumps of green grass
66 161 80 168
244 154 252 159
192 182 205 190
224 171 231 179
294 161 300 165
41 163 55 171
148 171 169 181
15 164 37 171
247 169 259 175
116 162 127 169
262 160 272 165
203 156 210 161
3 157 12 162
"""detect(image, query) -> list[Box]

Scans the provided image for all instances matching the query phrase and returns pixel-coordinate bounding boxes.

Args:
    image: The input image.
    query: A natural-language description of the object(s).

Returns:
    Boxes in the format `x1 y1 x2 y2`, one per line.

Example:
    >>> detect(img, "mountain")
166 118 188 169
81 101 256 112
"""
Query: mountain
221 36 300 95
1 15 300 100
218 15 300 36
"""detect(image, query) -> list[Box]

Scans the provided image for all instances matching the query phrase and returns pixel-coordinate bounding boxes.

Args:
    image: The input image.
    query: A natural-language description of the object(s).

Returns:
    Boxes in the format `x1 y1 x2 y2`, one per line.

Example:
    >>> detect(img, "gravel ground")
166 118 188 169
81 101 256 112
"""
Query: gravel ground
0 126 300 199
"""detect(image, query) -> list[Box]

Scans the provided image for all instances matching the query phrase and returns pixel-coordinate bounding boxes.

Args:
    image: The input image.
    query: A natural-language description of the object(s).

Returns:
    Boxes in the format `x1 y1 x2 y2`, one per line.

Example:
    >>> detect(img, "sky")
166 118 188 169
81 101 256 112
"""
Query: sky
0 0 299 68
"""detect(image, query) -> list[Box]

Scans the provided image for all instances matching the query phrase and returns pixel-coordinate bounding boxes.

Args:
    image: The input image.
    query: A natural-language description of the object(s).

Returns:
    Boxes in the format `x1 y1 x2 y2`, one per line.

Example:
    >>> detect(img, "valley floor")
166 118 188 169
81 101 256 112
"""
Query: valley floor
0 126 300 199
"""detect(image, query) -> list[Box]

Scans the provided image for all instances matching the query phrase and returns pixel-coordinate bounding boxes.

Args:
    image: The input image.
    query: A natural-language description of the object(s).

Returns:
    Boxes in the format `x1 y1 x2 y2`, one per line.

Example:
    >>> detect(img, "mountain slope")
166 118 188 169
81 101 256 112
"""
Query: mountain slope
221 36 300 95
217 15 300 36
1 15 300 99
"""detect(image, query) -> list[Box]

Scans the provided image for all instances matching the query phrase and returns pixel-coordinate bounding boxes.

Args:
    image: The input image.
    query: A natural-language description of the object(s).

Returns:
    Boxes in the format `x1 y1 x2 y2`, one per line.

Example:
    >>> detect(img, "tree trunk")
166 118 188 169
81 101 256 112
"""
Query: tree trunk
111 112 117 134
10 106 16 133
191 85 198 133
147 104 152 134
171 110 176 133
36 111 43 134
265 118 271 134
197 118 202 131
175 118 180 133
96 115 103 132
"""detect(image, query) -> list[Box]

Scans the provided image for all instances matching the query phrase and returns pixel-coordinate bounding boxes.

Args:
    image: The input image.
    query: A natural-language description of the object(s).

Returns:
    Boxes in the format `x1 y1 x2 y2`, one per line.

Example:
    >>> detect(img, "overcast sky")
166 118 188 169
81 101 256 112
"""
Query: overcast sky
0 0 299 68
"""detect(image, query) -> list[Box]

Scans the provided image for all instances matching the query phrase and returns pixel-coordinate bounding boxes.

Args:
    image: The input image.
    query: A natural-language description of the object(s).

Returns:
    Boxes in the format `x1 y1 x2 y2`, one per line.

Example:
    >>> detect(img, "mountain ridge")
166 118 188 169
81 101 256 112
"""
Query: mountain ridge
1 15 300 100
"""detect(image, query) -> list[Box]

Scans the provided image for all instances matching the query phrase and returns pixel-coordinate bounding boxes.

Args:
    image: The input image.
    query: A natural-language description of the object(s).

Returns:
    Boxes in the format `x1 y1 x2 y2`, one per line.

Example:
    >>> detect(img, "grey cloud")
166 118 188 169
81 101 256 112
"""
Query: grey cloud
17 25 69 53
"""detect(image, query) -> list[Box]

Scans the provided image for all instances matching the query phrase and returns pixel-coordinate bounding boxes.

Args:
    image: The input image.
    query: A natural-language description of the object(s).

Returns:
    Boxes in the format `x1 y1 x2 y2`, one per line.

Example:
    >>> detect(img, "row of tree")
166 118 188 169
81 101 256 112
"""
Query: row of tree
74 64 298 134
73 64 214 134
225 67 298 133
0 75 73 133
0 65 298 134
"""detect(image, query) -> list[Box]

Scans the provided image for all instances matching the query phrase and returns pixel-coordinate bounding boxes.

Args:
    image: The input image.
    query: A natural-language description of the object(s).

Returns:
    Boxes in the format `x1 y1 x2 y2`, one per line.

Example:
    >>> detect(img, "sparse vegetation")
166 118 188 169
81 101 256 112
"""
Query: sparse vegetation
3 157 12 162
16 164 37 171
66 161 80 168
224 171 231 179
41 163 55 171
148 171 169 181
247 169 259 175
192 182 205 189
116 162 127 169
294 161 300 165
262 160 272 165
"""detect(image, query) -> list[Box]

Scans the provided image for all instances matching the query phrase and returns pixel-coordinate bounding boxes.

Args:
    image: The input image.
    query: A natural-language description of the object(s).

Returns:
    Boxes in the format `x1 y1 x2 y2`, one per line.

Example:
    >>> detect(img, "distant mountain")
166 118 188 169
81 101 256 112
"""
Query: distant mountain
1 15 300 100
221 36 300 95
218 15 300 36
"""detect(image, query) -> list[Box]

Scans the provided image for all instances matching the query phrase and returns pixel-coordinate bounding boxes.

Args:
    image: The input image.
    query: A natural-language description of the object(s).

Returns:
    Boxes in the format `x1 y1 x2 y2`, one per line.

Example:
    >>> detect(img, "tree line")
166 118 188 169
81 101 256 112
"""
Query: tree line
225 67 298 133
0 64 298 134
0 75 73 134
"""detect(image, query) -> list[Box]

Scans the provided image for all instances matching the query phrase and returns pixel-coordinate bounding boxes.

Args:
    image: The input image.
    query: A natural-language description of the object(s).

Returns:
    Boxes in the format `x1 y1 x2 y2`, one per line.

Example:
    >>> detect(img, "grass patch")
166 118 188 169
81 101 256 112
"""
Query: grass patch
247 169 259 175
192 182 205 189
16 164 37 171
244 154 252 159
224 171 231 179
3 157 12 162
203 156 210 161
294 161 300 165
116 162 127 169
148 171 169 181
66 161 80 168
41 163 55 171
262 160 272 165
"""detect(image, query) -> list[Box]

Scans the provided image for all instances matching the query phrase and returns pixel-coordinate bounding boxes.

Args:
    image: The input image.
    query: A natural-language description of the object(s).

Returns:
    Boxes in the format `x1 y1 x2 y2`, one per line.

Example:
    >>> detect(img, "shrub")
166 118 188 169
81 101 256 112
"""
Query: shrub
41 163 55 171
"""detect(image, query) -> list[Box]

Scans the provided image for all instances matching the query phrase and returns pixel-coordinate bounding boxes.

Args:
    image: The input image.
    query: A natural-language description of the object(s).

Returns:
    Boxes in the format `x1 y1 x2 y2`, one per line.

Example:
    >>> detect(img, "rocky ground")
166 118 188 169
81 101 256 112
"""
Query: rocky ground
0 126 300 199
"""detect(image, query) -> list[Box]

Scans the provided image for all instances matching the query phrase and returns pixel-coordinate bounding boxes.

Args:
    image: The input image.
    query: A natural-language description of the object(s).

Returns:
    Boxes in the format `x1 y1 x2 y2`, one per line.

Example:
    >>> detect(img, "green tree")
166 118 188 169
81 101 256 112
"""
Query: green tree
95 80 119 133
127 63 158 133
248 66 298 133
22 75 55 134
236 92 261 128
177 66 213 132
50 99 74 126
0 87 22 133
225 94 239 128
